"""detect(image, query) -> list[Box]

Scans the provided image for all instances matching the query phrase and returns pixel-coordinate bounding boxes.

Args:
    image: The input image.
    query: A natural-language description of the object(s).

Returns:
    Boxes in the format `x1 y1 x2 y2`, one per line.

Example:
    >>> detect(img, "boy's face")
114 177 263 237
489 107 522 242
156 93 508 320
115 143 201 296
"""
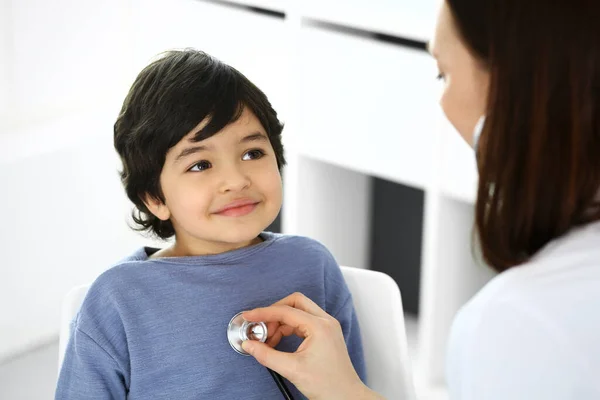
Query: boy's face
146 107 282 255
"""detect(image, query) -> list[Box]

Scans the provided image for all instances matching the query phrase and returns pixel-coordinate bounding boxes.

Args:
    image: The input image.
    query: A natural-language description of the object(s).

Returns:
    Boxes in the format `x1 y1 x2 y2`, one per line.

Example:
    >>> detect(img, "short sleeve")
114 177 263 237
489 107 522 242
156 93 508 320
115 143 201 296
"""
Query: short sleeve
56 277 130 399
56 324 127 399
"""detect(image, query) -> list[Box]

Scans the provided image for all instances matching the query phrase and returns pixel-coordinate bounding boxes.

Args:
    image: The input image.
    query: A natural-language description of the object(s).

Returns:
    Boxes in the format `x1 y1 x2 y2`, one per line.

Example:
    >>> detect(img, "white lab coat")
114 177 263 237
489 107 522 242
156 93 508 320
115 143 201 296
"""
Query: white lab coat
446 220 600 399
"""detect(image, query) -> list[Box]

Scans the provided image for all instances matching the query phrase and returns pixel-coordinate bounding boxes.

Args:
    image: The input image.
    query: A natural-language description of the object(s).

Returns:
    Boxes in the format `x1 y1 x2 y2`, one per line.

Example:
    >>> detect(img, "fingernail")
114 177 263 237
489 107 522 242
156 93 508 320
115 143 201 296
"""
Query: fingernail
242 341 254 354
241 310 252 320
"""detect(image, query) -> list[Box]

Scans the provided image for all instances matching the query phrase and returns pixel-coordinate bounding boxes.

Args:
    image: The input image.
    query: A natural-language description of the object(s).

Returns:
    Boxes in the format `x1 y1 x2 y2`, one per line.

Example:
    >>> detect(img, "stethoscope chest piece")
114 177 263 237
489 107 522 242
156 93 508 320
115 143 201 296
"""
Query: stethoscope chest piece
227 311 268 355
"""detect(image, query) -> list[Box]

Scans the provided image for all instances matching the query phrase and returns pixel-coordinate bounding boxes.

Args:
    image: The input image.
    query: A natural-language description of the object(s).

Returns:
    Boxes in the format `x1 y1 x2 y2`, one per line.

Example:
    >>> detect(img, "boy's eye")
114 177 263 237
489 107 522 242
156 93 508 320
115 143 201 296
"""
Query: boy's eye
242 149 265 161
436 72 446 81
189 160 212 172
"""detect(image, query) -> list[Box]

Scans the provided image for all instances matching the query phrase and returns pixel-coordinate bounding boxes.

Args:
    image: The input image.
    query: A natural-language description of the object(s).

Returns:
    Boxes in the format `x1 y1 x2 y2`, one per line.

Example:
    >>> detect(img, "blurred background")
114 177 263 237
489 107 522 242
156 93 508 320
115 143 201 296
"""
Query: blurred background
0 0 496 398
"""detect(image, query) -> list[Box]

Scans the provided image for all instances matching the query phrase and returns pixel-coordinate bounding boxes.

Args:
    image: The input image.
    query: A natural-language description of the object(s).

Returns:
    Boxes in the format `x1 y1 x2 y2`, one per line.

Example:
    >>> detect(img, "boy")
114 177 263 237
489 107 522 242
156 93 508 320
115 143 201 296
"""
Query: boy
56 49 365 399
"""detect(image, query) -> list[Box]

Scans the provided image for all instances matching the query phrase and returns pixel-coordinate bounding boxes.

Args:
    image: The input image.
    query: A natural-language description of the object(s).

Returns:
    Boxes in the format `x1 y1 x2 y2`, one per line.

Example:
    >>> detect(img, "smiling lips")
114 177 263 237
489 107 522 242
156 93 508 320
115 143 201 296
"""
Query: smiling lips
214 199 260 217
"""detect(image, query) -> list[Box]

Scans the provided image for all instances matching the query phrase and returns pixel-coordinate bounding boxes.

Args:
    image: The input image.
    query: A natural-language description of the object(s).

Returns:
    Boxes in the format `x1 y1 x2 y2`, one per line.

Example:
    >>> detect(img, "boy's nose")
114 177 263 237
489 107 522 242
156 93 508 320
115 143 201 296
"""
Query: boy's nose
219 165 251 193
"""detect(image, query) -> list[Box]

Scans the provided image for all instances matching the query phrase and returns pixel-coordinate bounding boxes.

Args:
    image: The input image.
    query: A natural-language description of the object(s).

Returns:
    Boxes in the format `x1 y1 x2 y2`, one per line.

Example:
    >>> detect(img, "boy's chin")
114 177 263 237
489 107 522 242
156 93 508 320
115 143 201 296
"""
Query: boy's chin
211 227 265 245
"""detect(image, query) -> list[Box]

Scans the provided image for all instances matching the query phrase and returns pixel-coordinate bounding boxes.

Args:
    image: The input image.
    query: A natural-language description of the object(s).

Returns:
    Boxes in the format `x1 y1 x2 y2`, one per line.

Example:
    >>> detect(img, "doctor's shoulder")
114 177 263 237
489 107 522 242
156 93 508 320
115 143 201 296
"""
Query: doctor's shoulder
451 221 600 356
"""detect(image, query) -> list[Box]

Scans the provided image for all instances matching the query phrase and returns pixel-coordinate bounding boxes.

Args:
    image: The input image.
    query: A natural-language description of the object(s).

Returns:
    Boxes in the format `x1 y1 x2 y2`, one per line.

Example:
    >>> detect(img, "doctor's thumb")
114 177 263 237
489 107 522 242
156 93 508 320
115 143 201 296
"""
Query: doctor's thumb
242 341 296 378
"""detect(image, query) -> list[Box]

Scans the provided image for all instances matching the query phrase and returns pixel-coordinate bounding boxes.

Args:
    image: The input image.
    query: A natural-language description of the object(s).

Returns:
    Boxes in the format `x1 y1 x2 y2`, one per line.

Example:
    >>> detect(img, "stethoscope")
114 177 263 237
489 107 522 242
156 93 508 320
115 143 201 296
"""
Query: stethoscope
228 312 295 400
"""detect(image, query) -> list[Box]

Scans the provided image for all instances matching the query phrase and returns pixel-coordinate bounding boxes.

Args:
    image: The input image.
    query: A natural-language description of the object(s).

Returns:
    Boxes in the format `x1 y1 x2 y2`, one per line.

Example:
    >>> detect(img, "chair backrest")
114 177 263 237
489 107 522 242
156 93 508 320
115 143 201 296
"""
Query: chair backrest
340 266 416 400
58 268 416 399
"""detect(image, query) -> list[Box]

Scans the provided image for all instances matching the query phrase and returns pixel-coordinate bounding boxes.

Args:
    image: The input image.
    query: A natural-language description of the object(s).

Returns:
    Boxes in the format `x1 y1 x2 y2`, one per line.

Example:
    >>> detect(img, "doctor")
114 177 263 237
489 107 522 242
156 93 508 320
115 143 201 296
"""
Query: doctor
241 0 600 399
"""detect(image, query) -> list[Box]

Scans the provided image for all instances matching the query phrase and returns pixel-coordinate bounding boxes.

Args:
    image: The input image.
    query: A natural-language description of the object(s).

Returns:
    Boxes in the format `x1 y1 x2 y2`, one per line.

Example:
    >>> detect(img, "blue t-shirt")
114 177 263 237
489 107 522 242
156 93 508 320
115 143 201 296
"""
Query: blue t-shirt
56 233 366 399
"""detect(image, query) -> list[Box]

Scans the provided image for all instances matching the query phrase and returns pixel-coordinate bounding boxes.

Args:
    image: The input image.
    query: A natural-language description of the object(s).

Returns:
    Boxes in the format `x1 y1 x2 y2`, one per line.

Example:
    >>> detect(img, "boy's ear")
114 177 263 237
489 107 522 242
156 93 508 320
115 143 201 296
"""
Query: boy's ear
143 194 171 221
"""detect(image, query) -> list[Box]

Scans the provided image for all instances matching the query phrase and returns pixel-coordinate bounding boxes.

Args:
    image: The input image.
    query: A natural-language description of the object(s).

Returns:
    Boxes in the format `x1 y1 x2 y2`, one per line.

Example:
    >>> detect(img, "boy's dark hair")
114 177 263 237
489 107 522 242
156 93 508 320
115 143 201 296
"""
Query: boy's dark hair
114 49 286 240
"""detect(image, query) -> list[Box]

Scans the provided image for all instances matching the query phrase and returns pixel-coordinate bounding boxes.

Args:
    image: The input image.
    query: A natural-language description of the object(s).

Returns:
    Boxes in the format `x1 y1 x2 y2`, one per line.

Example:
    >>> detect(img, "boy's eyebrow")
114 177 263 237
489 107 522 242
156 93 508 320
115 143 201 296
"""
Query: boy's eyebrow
174 145 208 164
240 132 269 143
173 132 268 164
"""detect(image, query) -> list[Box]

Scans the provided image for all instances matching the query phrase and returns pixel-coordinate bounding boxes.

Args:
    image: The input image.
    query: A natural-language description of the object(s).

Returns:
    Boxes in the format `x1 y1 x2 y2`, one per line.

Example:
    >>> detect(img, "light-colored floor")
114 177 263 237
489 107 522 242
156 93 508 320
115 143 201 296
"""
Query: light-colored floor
0 342 59 400
0 317 446 400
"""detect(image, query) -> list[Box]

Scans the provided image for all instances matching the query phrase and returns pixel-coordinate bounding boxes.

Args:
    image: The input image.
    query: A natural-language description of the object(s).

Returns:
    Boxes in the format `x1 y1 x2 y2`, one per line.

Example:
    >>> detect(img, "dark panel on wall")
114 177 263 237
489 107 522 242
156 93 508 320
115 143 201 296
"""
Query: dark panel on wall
369 178 424 315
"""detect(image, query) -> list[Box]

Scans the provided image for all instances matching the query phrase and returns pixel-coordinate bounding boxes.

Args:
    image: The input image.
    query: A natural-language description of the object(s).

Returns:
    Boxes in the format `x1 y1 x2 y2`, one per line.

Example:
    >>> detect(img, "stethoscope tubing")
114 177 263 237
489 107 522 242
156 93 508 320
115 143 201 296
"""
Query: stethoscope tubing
267 367 295 400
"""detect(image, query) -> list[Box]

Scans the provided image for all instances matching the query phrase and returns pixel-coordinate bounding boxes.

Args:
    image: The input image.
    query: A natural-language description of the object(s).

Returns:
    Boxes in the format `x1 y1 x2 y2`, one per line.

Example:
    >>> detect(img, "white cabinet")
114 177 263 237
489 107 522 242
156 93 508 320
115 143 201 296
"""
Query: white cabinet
130 0 290 119
215 0 286 14
299 0 437 42
296 25 438 189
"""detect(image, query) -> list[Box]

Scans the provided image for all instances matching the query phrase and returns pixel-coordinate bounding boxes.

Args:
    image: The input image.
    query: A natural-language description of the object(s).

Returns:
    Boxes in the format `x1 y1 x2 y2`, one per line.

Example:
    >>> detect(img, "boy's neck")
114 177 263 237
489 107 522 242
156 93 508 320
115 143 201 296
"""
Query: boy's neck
152 235 264 258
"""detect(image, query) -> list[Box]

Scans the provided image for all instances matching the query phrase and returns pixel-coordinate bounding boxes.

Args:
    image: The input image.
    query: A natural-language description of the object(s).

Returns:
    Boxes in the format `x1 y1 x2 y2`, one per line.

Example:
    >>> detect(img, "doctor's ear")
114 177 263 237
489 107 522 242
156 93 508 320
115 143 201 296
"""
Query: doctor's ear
142 194 171 221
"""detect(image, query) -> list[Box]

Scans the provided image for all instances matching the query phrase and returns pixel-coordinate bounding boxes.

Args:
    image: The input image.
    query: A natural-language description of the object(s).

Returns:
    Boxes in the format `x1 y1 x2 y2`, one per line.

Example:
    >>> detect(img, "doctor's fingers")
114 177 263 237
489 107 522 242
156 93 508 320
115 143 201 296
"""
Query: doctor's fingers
241 340 299 378
265 321 283 345
243 292 330 324
259 305 343 349
256 309 309 347
266 324 301 347
244 304 330 337
267 318 340 346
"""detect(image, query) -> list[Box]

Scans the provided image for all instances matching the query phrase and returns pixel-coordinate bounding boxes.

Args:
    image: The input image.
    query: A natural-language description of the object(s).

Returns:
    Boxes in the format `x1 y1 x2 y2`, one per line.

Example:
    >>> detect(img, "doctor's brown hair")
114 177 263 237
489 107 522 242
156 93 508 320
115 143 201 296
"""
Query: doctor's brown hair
447 0 600 272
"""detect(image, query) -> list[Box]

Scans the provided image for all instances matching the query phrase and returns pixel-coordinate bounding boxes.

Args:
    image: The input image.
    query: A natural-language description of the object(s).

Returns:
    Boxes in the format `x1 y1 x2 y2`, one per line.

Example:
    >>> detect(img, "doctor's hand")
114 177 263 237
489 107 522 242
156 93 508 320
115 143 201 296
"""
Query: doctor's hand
241 293 384 400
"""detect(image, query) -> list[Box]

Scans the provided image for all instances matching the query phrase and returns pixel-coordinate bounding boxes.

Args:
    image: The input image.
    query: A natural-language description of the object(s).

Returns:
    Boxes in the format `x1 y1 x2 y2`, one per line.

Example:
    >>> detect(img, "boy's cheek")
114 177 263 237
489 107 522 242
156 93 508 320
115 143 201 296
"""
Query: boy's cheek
265 180 283 211
170 190 213 215
260 171 283 198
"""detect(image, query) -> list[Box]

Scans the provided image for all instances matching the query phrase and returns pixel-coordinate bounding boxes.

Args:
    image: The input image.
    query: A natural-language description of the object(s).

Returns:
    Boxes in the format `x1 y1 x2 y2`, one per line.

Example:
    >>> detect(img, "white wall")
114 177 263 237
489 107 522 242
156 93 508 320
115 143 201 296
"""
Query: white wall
0 0 138 362
0 0 13 133
0 113 146 361
8 0 132 127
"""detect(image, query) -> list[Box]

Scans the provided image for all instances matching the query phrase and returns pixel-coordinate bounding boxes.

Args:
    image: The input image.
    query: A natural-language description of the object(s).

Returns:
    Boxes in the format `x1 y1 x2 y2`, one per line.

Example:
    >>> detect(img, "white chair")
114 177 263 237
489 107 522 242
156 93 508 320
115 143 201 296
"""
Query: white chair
340 266 416 400
58 268 416 399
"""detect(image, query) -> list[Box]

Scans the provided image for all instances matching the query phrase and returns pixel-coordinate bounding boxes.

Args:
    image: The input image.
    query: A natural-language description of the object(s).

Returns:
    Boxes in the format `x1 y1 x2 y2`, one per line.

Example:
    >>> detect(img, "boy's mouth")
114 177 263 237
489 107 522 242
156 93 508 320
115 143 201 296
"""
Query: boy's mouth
213 199 260 217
